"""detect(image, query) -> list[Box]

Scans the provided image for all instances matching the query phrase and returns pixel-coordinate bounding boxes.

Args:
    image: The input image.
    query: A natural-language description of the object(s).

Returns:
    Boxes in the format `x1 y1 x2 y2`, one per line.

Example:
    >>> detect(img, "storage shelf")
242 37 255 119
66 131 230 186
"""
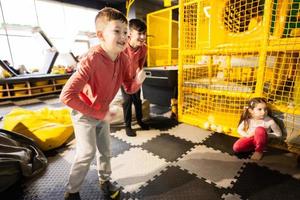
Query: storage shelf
0 74 71 100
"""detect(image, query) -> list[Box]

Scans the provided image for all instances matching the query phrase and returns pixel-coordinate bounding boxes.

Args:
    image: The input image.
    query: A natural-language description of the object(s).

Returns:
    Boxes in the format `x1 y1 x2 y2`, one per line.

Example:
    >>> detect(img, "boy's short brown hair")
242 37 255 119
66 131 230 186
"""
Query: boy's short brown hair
129 19 147 32
95 7 127 31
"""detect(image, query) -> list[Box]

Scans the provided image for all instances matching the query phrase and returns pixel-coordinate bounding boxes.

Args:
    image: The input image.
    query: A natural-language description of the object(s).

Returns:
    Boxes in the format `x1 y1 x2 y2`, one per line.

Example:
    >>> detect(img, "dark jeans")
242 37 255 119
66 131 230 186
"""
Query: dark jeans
121 87 143 128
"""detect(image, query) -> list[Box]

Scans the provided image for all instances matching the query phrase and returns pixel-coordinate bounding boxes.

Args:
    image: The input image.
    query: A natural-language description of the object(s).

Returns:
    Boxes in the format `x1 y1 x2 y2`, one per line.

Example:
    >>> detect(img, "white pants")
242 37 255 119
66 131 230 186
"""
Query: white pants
66 109 111 193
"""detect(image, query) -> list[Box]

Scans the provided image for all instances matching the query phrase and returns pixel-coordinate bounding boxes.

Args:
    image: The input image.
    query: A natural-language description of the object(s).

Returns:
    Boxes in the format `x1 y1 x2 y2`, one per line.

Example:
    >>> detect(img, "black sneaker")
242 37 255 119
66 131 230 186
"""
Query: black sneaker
64 192 81 200
125 127 136 137
138 121 149 130
100 180 120 199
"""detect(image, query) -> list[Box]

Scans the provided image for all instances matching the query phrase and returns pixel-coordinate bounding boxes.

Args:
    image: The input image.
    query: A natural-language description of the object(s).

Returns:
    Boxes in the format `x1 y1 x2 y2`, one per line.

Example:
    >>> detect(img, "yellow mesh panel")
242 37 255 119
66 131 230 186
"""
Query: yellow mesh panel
179 0 300 151
147 6 179 66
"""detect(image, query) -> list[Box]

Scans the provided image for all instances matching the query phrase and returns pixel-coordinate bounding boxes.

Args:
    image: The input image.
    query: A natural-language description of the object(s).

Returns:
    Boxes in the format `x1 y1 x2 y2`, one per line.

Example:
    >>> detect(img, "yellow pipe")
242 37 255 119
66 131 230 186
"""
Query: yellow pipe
126 0 135 18
178 0 184 121
168 9 172 65
182 87 253 98
255 0 272 96
147 13 150 66
148 5 179 15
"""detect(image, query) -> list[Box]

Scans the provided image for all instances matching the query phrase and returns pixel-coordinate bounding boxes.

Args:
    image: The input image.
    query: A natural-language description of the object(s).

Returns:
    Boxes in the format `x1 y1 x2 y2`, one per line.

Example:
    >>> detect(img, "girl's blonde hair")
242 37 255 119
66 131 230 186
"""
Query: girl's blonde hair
239 97 270 131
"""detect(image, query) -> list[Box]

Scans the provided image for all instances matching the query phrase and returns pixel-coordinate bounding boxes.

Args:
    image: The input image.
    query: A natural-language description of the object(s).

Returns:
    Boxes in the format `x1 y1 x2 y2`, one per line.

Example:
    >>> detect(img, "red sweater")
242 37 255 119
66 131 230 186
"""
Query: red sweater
123 43 147 76
60 45 140 120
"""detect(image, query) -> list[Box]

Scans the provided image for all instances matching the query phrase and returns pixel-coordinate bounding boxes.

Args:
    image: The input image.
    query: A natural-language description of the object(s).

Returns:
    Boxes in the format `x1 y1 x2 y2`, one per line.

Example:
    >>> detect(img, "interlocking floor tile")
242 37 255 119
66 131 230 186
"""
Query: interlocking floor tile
202 132 251 159
257 148 300 179
168 124 212 143
232 162 300 200
136 166 225 200
142 134 196 162
176 145 245 188
110 135 132 157
111 129 161 146
3 96 300 199
110 147 168 193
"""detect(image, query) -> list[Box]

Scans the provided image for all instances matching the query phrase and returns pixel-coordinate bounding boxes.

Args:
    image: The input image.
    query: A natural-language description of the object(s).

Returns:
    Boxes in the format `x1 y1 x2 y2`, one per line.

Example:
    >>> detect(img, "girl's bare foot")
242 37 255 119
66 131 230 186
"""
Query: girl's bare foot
251 151 263 160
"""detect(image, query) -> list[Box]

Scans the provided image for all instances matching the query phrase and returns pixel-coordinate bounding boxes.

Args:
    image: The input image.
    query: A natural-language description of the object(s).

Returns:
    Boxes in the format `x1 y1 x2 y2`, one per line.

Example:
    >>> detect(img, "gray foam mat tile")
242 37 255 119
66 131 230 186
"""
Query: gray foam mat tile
141 133 196 162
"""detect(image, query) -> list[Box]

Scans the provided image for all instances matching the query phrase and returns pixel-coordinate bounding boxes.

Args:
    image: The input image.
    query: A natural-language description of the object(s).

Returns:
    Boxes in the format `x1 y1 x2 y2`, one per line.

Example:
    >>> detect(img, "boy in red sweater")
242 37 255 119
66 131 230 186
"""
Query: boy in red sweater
122 19 149 137
60 8 146 200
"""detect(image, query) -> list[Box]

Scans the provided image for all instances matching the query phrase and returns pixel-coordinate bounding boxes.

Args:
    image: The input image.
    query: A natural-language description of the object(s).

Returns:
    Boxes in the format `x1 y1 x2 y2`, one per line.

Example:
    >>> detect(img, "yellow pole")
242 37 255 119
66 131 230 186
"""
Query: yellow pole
147 13 151 66
126 0 135 18
255 0 272 96
178 0 184 121
168 9 172 65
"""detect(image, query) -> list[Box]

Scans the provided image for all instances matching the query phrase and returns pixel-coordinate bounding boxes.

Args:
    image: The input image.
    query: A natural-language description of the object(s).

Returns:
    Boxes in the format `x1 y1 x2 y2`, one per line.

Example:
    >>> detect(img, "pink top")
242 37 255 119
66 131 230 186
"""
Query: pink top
124 43 147 76
60 45 141 120
237 116 282 138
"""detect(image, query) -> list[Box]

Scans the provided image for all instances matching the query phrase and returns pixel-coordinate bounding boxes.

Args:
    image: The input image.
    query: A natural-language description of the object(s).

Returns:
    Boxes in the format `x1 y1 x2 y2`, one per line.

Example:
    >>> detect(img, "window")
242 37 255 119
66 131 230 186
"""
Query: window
1 0 37 26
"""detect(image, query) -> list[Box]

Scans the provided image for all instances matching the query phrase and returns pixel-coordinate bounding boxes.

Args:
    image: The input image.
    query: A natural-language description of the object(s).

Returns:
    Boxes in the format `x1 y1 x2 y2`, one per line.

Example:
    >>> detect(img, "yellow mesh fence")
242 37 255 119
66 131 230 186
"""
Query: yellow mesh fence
147 6 179 66
178 0 300 152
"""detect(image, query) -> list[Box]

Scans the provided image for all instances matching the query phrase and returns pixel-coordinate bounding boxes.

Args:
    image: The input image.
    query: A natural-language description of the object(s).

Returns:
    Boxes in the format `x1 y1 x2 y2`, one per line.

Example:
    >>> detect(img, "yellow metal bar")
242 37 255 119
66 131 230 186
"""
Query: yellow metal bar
183 0 199 7
196 0 201 50
182 87 253 98
147 13 150 66
148 5 179 15
178 0 184 121
255 0 272 96
126 0 135 17
147 13 179 24
148 45 169 48
148 46 179 50
181 48 261 56
168 9 172 65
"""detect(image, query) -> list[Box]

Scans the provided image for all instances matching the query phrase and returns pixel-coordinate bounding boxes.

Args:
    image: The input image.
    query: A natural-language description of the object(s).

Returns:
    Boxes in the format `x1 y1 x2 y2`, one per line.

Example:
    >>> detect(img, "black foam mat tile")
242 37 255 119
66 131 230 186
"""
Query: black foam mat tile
232 162 300 200
136 166 225 200
202 132 251 159
141 134 195 162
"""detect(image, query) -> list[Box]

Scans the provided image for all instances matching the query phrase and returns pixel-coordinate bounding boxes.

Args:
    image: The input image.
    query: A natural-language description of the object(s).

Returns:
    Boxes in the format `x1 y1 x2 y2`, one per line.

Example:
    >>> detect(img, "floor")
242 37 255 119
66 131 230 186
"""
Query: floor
1 94 300 200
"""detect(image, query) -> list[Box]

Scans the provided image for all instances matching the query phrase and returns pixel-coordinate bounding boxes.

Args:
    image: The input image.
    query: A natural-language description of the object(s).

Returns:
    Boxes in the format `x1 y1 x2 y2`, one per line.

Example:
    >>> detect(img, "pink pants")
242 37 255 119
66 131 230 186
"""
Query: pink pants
233 127 268 153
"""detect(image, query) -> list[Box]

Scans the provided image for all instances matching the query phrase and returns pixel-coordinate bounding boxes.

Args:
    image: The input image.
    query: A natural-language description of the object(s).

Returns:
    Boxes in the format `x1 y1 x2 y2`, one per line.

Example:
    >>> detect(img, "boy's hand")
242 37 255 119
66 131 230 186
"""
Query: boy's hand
135 68 146 84
103 111 116 122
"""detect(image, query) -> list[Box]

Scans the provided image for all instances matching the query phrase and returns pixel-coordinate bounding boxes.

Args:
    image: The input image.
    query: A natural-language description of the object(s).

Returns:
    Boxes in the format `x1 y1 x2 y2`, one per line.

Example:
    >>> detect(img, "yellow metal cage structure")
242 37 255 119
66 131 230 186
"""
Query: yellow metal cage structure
147 5 179 66
178 0 300 152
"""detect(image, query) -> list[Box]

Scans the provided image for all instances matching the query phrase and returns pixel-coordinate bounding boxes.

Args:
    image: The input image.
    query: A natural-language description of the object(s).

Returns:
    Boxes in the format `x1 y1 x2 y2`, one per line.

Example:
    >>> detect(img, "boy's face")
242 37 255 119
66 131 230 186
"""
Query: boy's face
129 29 146 47
97 20 128 54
